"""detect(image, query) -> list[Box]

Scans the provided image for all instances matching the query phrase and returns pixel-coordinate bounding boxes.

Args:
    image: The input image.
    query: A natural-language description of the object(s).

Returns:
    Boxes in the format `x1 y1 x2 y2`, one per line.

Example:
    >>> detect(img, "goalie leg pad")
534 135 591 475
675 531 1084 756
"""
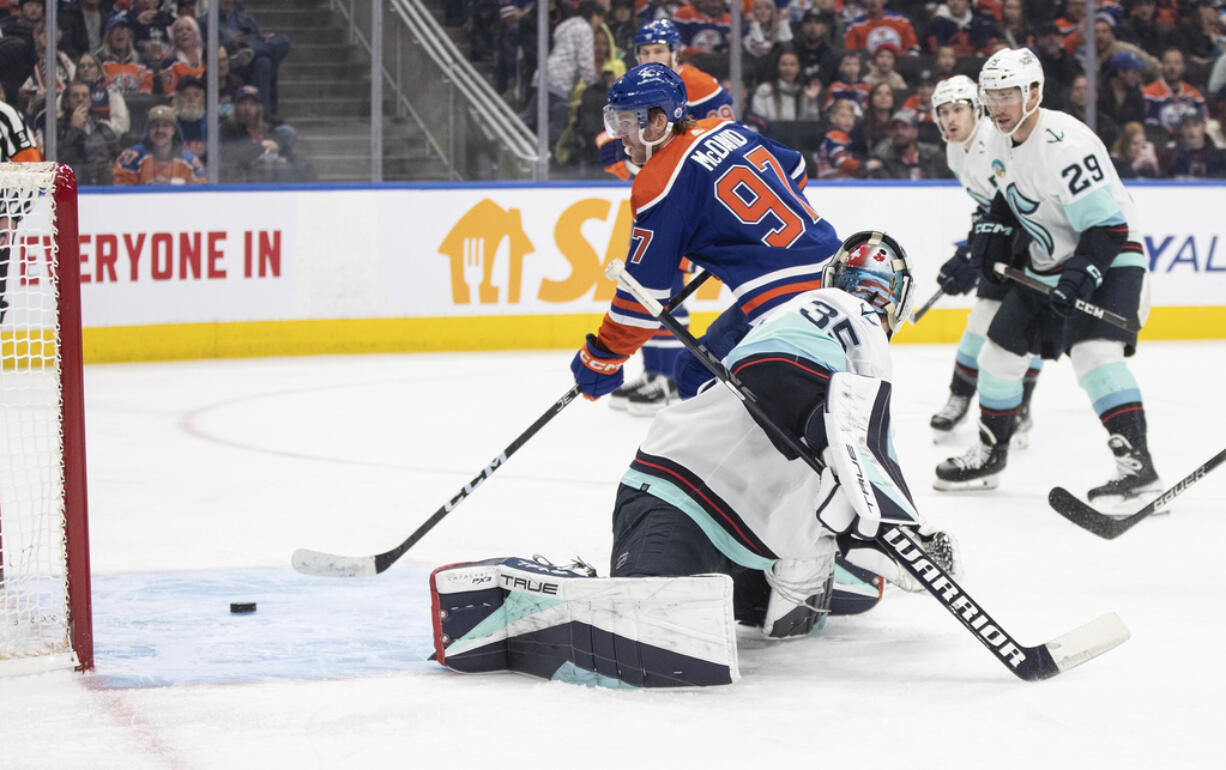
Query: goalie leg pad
430 557 739 687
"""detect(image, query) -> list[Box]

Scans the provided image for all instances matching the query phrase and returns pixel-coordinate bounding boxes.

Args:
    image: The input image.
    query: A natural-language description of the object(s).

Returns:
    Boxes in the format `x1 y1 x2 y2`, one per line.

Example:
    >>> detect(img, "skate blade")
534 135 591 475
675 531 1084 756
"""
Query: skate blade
608 398 630 412
932 475 1002 492
1090 482 1168 518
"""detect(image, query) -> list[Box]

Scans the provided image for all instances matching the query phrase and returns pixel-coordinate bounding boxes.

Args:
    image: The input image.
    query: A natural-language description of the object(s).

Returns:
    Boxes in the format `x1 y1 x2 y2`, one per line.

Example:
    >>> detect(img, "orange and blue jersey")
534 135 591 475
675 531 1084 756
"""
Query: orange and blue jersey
113 142 206 185
594 117 841 356
823 81 870 113
844 12 919 55
600 64 735 179
101 60 154 94
815 128 859 179
1143 80 1206 135
673 6 732 57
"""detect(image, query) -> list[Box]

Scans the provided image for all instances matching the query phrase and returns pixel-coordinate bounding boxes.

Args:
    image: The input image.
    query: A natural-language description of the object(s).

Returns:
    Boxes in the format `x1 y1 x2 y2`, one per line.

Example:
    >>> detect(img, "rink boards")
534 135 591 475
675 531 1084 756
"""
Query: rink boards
69 181 1226 362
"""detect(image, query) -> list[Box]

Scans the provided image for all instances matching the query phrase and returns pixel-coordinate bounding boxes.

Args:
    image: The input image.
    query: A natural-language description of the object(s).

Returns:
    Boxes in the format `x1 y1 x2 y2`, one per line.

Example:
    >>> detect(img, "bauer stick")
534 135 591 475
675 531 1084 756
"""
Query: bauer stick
909 287 944 323
1049 447 1226 540
995 265 1141 333
292 270 713 577
606 258 1129 681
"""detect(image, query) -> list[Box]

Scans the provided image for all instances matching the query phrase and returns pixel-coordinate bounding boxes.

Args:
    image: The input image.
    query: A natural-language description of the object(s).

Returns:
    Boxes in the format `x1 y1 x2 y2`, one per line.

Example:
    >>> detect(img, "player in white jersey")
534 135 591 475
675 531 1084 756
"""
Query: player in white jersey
934 48 1161 505
928 75 1044 446
612 231 957 637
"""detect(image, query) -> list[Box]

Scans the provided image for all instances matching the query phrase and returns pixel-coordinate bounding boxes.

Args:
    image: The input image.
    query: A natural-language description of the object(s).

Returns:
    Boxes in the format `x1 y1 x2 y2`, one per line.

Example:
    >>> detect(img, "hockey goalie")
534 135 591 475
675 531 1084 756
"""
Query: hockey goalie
430 232 959 687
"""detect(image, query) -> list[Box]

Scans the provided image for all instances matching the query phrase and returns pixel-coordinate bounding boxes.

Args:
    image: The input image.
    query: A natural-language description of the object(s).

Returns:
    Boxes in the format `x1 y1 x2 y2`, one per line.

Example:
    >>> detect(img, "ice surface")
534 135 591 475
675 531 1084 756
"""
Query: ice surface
1 343 1223 769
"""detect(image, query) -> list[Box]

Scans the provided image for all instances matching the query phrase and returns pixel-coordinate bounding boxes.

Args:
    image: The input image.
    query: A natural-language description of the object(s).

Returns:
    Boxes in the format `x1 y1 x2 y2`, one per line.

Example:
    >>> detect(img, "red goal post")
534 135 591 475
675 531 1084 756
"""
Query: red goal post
0 162 92 673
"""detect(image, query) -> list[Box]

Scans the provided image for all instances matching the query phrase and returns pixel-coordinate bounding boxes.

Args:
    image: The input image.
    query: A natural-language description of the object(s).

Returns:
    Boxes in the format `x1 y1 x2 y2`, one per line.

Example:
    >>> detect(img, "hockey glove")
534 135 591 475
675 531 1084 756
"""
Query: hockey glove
1050 256 1104 317
815 467 880 541
570 334 628 400
937 244 978 295
970 220 1016 284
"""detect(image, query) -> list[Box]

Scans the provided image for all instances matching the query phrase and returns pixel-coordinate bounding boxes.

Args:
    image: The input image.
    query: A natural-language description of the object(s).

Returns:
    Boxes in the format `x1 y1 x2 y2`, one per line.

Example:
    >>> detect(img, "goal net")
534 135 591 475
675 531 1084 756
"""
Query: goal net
0 163 92 673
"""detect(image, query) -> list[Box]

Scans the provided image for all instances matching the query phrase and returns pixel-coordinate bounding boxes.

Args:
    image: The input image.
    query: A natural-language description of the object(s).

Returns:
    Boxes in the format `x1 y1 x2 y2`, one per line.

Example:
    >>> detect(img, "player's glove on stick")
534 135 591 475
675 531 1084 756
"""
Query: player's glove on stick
815 467 881 541
1050 255 1104 317
570 334 629 400
937 245 978 295
970 220 1016 284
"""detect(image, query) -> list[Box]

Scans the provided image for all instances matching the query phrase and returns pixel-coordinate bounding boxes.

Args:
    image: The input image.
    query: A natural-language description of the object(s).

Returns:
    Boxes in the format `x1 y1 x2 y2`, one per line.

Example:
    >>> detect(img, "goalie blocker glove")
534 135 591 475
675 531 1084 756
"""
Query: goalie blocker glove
570 333 629 400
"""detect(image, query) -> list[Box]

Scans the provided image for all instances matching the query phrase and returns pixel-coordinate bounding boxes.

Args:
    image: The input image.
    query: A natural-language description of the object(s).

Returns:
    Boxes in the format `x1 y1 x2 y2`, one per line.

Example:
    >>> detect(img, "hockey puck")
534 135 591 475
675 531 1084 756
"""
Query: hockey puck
229 602 257 614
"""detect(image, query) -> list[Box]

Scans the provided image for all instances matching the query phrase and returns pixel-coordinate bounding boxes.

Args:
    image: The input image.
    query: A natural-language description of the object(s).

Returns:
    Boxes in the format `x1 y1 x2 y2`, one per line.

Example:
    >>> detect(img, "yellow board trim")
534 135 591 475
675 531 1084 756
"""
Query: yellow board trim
77 306 1226 364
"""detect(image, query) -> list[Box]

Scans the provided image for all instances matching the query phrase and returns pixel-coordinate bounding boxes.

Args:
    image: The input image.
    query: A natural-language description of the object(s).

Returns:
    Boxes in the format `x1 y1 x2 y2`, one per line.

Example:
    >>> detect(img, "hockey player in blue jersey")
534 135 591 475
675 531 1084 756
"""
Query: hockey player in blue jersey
571 62 843 403
599 18 737 416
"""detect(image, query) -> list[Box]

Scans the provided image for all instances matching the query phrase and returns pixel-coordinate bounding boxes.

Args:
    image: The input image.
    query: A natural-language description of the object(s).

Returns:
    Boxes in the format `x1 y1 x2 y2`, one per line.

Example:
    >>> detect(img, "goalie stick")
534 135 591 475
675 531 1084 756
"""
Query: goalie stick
1049 447 1226 540
909 287 944 323
605 258 1129 681
996 264 1141 333
292 270 713 578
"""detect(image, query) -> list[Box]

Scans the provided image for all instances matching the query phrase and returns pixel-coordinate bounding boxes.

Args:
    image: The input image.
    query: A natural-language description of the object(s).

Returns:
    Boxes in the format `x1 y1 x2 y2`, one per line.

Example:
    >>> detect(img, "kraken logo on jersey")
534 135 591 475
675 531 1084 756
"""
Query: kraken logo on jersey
1004 182 1053 255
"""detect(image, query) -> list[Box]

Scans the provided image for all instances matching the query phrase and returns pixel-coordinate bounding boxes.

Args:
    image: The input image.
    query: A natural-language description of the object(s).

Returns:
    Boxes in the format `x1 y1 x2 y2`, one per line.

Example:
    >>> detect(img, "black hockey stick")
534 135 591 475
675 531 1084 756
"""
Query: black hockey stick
292 270 713 577
606 258 1129 681
909 286 944 323
996 265 1141 333
1049 447 1226 540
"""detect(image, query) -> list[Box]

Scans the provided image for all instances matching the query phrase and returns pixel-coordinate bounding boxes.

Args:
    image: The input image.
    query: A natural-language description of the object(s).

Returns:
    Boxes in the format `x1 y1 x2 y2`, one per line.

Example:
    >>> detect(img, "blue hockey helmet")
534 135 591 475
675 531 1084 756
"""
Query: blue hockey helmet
821 231 914 338
634 19 681 51
603 62 688 140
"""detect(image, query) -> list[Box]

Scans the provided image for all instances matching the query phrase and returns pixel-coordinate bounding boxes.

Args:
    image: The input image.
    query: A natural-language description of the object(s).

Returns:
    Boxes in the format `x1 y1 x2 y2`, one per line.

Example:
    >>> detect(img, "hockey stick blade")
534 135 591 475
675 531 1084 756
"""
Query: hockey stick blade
606 259 1130 681
292 548 376 578
882 527 1129 681
1041 612 1131 677
1048 447 1226 540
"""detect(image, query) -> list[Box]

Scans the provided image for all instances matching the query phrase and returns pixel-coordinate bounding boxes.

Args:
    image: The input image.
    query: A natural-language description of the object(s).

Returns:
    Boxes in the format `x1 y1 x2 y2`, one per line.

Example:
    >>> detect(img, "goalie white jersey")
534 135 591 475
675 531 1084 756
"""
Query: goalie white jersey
947 117 997 213
621 289 894 569
981 108 1141 273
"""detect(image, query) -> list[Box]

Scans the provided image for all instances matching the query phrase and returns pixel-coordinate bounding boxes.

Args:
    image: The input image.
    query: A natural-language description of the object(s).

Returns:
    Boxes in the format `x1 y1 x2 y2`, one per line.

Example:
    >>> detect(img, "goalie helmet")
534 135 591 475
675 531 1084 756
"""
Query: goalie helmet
931 74 980 142
604 63 687 160
634 19 682 52
978 47 1044 137
821 231 914 338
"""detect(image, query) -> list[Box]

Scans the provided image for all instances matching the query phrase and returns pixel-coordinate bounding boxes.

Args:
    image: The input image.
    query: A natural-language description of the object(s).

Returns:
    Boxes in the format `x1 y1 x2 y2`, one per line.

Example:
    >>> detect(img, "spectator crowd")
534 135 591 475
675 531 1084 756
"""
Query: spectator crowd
0 0 308 183
464 0 1226 179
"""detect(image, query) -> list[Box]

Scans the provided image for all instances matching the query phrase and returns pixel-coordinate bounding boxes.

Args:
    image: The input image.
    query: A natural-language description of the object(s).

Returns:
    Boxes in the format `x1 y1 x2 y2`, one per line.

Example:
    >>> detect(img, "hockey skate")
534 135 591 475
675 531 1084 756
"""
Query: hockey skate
934 424 1008 491
607 373 653 411
930 393 971 442
626 374 678 416
1086 434 1163 514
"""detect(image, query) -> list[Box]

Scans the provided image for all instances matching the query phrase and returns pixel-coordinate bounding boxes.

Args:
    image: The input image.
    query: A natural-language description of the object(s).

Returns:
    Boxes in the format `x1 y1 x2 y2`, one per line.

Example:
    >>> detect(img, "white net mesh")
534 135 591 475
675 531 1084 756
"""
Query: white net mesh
0 163 72 665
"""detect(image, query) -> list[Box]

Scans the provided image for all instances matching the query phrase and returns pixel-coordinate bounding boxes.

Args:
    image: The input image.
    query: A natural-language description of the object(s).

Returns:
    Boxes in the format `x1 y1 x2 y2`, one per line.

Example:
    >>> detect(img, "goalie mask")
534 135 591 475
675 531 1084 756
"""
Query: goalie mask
604 63 688 162
821 231 914 338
